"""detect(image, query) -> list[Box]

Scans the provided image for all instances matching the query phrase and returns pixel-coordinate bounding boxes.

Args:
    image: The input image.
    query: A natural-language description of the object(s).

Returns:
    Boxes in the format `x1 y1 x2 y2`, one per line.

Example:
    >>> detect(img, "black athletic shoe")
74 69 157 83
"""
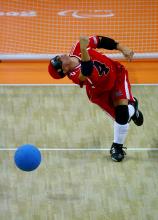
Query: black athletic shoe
131 97 144 126
110 143 127 162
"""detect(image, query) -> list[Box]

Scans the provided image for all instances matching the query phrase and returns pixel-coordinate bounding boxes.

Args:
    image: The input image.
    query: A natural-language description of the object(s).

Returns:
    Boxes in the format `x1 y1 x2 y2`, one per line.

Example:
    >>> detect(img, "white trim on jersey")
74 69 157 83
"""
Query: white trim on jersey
70 41 78 55
124 74 130 99
87 77 95 88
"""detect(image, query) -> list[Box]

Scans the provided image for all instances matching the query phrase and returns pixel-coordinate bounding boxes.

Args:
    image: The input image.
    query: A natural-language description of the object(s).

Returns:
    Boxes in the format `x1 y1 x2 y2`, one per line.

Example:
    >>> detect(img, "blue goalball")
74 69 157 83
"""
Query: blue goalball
14 144 42 172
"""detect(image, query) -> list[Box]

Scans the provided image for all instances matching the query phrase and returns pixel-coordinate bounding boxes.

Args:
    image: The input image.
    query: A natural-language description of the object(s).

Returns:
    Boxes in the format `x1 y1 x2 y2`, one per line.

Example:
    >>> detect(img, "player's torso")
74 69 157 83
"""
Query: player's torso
86 49 117 90
68 46 117 92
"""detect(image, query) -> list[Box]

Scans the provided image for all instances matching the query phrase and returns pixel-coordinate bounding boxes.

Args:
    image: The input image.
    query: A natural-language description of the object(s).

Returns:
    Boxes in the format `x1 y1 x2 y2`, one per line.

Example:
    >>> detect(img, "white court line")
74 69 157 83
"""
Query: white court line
0 148 157 151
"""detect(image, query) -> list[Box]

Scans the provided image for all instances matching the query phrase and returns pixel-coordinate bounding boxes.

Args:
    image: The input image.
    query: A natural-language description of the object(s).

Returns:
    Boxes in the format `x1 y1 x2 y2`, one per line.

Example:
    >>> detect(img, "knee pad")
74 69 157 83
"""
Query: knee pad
115 105 129 125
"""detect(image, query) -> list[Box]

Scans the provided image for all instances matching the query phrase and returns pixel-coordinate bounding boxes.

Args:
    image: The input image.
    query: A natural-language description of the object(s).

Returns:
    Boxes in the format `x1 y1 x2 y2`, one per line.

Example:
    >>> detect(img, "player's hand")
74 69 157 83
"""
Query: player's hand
80 36 89 50
117 44 134 61
121 47 134 61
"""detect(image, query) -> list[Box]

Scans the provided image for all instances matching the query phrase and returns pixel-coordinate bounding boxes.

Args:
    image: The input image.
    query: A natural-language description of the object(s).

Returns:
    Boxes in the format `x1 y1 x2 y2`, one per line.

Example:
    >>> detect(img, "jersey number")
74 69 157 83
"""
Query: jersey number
93 61 110 76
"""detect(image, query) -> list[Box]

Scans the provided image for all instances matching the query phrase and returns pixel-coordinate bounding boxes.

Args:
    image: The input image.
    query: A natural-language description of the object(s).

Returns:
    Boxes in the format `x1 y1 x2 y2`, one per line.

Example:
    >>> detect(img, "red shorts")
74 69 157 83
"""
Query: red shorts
86 64 134 118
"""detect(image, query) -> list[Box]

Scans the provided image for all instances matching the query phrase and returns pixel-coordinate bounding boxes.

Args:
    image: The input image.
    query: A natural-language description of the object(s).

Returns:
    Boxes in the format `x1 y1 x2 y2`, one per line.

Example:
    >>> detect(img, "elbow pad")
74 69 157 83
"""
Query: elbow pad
81 60 93 76
97 36 118 50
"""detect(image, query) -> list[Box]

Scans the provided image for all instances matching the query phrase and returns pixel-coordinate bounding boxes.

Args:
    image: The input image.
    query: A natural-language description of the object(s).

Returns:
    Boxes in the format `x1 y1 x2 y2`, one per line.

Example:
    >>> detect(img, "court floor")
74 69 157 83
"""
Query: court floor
0 85 157 220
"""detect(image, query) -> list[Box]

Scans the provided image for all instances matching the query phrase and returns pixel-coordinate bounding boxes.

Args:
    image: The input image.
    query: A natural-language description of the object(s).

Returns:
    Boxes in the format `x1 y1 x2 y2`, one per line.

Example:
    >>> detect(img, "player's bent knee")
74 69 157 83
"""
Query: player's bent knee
115 105 129 125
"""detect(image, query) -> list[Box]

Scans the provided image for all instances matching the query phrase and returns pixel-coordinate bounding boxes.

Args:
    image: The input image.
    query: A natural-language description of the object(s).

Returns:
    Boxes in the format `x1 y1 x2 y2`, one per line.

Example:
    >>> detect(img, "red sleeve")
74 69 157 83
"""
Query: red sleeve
70 36 99 56
88 36 99 49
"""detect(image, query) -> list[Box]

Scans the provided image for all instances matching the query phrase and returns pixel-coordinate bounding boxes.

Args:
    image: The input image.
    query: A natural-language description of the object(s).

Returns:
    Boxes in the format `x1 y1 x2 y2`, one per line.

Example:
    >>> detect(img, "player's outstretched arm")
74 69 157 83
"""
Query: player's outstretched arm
80 36 90 61
79 36 93 81
97 36 134 61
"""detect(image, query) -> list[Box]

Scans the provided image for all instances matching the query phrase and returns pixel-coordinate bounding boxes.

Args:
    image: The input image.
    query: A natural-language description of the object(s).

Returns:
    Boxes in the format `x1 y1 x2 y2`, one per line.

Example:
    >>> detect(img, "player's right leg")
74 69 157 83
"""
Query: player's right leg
110 64 144 162
110 99 129 162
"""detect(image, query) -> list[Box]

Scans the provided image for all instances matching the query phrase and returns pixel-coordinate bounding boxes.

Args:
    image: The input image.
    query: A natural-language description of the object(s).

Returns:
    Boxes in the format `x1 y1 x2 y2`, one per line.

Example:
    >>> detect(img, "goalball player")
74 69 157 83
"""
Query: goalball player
48 36 144 162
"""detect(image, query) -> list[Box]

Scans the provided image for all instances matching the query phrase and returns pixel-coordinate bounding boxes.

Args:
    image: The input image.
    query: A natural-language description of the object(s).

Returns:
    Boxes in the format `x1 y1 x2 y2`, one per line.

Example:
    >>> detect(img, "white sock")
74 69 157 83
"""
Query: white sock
128 104 135 120
114 121 129 145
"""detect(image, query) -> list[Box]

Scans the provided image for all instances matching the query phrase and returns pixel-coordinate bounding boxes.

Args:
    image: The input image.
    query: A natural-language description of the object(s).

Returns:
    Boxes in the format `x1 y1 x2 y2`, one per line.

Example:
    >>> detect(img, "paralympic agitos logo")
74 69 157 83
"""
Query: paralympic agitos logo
0 9 114 18
58 10 114 19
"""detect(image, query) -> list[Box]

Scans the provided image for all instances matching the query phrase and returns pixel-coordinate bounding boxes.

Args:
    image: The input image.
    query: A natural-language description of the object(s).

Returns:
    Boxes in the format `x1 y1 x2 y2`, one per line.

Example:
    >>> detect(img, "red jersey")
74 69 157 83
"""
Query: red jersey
67 36 119 98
